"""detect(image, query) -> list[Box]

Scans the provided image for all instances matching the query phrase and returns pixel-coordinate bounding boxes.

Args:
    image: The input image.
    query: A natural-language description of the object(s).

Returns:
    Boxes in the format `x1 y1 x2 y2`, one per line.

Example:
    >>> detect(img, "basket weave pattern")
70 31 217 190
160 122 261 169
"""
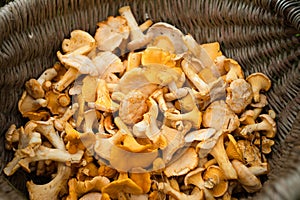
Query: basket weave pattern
0 0 299 199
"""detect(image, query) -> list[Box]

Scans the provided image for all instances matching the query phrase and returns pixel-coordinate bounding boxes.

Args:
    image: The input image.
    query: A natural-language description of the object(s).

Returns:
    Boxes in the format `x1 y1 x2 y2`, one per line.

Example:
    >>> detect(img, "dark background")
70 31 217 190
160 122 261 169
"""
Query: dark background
0 0 13 7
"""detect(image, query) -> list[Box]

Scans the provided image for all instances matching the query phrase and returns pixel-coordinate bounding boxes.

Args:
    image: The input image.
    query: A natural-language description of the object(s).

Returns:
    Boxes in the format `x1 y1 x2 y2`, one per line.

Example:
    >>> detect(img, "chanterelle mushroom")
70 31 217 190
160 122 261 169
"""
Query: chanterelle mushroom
102 172 144 199
119 90 148 125
209 133 238 179
164 147 198 177
240 114 276 138
147 22 187 54
119 6 152 51
62 30 96 54
226 79 253 114
67 176 110 200
94 16 130 52
246 72 271 102
202 100 240 133
231 159 262 193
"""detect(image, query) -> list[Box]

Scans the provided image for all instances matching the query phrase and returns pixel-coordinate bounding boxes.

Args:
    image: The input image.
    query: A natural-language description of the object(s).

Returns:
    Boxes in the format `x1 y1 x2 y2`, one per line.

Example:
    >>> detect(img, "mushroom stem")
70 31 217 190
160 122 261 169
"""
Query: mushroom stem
54 103 79 131
164 106 202 129
152 88 168 112
240 114 276 138
158 182 204 200
209 134 237 179
54 67 78 92
231 160 262 193
19 146 84 171
37 67 58 85
181 59 209 96
119 6 152 51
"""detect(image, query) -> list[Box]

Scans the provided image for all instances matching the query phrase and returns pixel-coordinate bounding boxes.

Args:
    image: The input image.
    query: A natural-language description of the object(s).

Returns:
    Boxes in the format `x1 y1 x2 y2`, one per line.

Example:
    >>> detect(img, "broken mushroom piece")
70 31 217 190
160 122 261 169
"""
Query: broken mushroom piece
226 79 253 114
94 16 130 52
182 34 215 69
94 79 119 112
181 59 210 96
164 147 198 177
25 78 45 99
119 6 152 51
119 90 148 125
164 104 202 129
246 72 271 102
62 30 96 54
102 172 144 199
202 100 240 133
78 192 103 200
237 140 266 167
27 164 71 200
231 159 262 193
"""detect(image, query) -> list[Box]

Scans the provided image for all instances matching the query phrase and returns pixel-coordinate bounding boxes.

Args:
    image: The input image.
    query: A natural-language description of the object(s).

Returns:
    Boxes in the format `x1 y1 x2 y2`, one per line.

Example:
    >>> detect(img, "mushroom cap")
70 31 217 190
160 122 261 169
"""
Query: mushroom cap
130 171 151 193
202 100 240 133
211 180 228 197
94 16 130 52
259 114 276 138
101 178 143 199
62 30 95 54
82 75 98 102
226 79 253 114
147 22 187 54
203 165 226 186
226 134 243 161
240 110 255 125
141 47 176 68
164 147 198 177
148 35 175 53
25 79 45 99
246 72 271 91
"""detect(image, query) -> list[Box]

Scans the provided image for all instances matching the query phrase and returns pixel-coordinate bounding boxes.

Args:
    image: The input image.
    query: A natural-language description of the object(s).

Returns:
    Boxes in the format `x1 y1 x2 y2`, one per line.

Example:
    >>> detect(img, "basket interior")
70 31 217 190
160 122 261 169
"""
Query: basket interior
0 0 299 199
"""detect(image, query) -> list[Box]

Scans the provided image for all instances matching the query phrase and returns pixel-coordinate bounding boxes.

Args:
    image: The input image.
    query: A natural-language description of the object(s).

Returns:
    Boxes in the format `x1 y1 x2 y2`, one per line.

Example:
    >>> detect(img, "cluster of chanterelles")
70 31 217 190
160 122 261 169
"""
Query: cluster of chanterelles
4 6 276 200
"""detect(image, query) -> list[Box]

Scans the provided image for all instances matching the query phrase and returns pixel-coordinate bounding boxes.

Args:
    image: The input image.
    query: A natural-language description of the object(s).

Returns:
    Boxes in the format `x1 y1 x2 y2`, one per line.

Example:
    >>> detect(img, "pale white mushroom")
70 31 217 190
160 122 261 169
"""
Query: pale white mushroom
94 16 130 52
119 6 152 51
147 22 188 54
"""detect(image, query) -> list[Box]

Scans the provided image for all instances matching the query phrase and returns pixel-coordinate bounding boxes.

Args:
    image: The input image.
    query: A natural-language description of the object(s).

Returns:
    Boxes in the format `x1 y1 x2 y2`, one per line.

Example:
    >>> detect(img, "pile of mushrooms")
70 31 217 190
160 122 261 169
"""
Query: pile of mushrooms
4 6 276 200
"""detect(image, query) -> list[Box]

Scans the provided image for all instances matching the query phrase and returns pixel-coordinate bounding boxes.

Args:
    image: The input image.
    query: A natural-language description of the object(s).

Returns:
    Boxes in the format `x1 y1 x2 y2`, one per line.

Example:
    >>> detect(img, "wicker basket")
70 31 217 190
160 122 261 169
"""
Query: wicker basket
0 0 299 199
